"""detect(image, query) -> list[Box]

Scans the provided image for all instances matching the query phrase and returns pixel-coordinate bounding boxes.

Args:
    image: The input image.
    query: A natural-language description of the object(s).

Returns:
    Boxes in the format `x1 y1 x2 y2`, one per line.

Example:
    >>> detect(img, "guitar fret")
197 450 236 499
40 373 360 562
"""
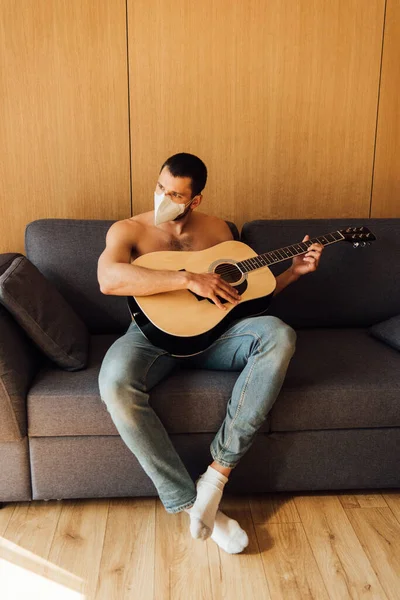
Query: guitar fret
244 259 253 271
238 229 351 272
325 233 336 243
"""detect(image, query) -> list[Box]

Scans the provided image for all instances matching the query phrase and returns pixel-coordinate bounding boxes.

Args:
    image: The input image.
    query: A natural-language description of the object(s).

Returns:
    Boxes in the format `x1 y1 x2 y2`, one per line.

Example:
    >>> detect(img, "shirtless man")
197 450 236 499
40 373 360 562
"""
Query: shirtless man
97 152 323 554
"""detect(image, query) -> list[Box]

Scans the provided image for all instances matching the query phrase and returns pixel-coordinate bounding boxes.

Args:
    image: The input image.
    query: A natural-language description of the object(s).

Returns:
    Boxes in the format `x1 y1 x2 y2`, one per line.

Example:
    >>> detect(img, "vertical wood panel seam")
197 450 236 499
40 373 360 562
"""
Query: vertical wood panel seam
125 0 133 217
370 0 388 218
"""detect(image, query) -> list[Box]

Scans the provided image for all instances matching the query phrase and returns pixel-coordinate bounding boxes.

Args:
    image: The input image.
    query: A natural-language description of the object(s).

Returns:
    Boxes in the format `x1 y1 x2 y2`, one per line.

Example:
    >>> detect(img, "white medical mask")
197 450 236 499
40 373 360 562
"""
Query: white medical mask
154 191 193 226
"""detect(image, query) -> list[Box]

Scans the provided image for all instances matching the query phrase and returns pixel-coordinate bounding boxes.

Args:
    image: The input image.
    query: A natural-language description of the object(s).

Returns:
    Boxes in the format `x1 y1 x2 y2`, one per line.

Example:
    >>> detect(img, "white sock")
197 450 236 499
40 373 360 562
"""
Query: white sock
186 466 228 540
211 510 249 554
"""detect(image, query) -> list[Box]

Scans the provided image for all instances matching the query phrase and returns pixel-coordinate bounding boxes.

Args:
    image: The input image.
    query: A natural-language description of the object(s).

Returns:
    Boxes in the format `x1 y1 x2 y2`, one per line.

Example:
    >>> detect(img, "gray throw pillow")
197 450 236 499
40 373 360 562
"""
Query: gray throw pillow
0 256 89 370
369 315 400 352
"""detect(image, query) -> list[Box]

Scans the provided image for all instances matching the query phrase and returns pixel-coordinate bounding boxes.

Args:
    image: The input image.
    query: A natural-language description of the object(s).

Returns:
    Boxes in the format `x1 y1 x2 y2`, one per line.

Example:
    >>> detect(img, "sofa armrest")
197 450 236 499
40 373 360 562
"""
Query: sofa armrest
0 253 41 442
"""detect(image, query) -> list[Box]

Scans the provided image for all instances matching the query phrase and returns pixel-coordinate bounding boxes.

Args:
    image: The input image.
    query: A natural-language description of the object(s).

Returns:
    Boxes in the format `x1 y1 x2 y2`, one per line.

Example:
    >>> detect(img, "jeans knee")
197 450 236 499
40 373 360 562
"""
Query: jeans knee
258 316 297 355
99 367 133 412
278 321 297 352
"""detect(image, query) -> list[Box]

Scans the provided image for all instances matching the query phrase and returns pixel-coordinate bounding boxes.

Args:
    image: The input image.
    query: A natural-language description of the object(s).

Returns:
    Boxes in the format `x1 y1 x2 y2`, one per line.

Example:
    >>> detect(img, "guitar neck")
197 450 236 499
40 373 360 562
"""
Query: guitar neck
237 230 345 273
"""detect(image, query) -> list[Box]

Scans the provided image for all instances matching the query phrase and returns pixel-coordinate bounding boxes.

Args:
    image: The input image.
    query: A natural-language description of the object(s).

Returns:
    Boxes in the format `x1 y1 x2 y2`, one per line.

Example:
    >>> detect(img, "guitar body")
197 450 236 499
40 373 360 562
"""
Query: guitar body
126 227 376 356
127 241 277 356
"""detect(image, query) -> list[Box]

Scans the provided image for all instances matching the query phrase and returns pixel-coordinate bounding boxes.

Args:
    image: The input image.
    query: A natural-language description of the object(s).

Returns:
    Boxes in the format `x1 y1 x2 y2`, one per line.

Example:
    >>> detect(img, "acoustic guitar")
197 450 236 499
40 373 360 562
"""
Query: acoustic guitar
127 227 376 356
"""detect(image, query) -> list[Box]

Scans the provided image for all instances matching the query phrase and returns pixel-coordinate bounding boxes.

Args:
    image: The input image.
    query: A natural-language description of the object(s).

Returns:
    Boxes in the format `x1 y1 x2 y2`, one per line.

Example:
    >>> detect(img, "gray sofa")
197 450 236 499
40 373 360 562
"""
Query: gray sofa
1 218 399 503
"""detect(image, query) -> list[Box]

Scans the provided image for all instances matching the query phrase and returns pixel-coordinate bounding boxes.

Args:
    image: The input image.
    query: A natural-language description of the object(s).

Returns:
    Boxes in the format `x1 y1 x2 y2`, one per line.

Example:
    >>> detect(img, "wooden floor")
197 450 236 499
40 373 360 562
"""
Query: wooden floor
0 491 400 599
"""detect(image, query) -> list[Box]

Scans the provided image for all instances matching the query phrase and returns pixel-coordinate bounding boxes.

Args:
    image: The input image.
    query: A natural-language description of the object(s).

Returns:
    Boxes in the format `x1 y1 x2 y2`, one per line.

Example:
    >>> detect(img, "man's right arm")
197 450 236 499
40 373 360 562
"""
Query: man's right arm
97 221 240 309
97 221 189 297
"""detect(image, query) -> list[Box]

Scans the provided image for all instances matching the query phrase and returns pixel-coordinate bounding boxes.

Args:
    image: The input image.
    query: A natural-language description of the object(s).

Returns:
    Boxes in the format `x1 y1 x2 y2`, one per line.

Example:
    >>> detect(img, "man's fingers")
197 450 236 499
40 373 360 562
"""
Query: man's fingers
210 284 241 309
211 293 227 310
218 281 240 301
217 288 240 305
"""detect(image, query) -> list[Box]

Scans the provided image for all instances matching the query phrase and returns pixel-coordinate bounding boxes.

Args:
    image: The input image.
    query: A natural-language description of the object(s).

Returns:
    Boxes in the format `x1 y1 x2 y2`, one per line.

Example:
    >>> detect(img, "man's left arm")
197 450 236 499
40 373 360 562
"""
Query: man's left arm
273 235 324 296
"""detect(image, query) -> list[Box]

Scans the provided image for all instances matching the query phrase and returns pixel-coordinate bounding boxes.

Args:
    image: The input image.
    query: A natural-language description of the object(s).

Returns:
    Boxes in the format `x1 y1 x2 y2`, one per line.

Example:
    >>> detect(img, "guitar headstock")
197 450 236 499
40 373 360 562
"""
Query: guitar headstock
339 226 377 247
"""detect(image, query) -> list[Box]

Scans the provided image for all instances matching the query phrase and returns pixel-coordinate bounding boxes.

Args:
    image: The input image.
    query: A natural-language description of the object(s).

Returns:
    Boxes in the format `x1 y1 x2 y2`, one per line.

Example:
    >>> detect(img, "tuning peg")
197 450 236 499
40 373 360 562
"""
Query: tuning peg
353 242 359 248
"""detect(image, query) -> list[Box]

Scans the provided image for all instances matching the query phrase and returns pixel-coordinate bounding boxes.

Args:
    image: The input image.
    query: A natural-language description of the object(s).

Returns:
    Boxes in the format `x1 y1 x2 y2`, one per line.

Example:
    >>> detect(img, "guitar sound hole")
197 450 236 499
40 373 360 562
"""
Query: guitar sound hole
214 263 242 284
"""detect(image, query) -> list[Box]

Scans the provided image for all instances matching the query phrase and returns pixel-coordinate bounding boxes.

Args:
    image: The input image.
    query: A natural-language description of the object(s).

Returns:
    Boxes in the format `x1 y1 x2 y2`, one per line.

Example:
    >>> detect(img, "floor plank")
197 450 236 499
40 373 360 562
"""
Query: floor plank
207 496 271 600
255 521 330 599
154 499 213 600
345 507 400 600
2 501 62 559
95 498 155 600
249 493 301 524
338 493 389 510
2 493 400 600
48 499 109 600
382 492 400 525
295 495 387 599
0 500 83 597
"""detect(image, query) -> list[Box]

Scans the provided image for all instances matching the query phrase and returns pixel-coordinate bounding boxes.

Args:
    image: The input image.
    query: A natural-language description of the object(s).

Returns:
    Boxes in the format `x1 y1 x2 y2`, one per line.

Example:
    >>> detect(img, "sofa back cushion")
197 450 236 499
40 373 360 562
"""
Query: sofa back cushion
241 218 400 328
25 220 134 334
25 219 240 334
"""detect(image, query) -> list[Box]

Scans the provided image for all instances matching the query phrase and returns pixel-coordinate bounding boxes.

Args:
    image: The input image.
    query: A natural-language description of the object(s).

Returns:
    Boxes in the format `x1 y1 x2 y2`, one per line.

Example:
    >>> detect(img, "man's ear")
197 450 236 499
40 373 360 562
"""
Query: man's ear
191 194 202 210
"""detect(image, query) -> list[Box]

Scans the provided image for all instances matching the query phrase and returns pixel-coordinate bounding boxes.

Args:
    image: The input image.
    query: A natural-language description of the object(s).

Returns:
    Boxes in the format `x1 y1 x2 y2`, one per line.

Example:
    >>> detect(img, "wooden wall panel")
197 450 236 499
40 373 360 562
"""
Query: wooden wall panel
128 0 385 229
0 1 131 254
371 0 400 217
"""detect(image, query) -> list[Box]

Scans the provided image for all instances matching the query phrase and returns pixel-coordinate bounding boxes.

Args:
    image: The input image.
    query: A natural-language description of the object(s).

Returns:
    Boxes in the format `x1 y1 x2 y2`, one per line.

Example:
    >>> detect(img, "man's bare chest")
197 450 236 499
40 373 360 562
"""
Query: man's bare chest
131 231 215 261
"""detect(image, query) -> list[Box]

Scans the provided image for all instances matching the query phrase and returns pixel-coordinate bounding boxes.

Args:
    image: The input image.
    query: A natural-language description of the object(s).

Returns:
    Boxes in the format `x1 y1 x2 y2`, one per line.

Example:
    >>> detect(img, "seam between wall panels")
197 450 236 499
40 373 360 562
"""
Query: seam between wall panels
125 0 133 217
370 0 388 218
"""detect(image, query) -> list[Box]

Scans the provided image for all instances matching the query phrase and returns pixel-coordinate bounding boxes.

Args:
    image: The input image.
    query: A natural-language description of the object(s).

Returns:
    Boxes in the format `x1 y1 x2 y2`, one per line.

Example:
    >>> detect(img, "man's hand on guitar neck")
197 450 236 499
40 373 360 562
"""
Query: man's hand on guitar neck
185 272 241 311
273 235 324 296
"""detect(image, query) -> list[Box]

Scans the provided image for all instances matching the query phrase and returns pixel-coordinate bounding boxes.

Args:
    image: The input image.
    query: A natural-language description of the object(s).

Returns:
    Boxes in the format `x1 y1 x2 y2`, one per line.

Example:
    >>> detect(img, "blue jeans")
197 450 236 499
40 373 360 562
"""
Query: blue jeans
98 315 296 513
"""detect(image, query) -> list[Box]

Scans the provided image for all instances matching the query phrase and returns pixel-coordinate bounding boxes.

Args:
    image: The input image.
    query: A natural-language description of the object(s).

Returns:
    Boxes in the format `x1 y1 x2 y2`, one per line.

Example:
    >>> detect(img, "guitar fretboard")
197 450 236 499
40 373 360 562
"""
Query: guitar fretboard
237 230 345 273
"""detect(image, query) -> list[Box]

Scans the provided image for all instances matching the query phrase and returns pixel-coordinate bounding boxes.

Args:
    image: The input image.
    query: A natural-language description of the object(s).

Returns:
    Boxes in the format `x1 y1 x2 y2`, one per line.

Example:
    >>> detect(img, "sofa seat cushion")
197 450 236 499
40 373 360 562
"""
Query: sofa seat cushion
28 328 400 439
271 328 400 432
27 334 254 437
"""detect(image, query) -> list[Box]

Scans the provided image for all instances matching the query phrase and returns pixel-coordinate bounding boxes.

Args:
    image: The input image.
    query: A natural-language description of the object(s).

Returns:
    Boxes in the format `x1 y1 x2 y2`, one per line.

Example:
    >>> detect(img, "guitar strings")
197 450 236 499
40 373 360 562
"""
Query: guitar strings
214 264 245 282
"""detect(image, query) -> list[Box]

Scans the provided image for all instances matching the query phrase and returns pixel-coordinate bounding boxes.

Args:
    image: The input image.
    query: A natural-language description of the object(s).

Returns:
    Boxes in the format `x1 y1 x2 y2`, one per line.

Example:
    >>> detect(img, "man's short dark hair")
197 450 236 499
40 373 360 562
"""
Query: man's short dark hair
160 153 207 198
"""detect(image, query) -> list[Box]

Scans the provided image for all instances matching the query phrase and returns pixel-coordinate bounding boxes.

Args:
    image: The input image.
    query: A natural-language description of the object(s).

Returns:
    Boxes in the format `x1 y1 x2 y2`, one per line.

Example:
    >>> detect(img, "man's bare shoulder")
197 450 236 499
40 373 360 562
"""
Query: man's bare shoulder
194 212 234 241
105 217 147 247
110 213 153 234
128 211 154 227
